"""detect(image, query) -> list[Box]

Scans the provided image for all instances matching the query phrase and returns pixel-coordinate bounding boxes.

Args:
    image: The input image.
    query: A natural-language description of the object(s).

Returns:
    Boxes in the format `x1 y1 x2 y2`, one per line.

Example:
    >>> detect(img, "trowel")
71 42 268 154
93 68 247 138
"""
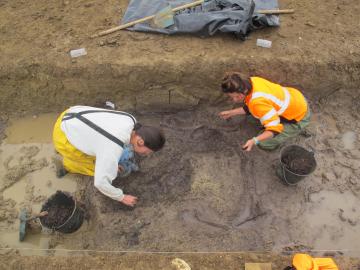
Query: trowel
19 209 48 241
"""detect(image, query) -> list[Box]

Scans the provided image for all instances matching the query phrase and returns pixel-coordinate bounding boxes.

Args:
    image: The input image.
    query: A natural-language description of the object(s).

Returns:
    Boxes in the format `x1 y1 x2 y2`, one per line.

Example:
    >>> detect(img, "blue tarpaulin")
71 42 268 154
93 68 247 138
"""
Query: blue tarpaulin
121 0 279 39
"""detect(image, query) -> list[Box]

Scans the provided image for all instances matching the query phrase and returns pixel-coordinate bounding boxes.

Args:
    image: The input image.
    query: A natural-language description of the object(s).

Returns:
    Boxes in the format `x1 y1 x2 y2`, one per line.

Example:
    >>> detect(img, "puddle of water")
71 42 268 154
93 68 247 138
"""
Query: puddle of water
3 166 77 211
31 166 78 198
2 177 28 205
305 190 360 257
341 131 358 150
5 113 58 144
312 113 339 132
0 219 51 255
1 144 77 212
32 203 43 214
0 114 80 255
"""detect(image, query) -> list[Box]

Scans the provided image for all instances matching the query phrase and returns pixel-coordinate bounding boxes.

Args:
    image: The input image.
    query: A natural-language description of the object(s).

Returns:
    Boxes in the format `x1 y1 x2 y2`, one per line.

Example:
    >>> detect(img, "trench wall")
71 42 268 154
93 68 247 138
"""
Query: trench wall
1 58 359 115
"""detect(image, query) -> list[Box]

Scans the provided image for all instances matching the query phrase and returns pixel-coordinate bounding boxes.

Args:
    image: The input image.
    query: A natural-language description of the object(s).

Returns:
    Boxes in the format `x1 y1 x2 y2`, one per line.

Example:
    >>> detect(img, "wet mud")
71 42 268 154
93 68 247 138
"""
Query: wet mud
0 114 80 253
72 89 359 258
1 0 360 267
0 89 359 264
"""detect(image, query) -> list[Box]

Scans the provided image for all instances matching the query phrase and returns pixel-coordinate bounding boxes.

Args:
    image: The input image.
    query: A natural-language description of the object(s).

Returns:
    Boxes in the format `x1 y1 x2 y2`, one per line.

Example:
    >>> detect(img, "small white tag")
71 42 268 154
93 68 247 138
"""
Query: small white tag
256 39 272 48
70 48 87 58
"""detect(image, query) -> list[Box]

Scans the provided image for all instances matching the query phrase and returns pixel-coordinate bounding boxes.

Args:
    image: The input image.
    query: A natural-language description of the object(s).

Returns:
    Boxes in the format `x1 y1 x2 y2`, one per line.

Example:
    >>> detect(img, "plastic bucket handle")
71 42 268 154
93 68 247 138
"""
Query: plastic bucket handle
279 145 317 185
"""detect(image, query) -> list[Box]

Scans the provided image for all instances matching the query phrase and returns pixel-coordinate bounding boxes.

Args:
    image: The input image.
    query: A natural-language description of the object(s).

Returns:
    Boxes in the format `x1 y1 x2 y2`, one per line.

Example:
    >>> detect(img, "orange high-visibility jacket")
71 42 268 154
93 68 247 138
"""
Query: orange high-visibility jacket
244 77 308 133
292 253 339 270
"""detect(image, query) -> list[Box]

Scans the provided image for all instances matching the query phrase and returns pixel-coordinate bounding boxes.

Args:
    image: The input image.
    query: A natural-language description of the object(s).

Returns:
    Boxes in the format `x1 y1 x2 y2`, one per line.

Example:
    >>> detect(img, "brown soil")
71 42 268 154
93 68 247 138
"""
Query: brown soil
53 91 359 257
282 152 315 175
0 96 359 265
0 0 359 115
40 192 74 228
41 205 73 228
0 0 360 268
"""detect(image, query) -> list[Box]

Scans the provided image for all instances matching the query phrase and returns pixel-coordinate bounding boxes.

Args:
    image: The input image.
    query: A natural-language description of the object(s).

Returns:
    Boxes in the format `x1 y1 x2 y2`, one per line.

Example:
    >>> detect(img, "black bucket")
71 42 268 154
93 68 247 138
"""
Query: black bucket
277 145 317 185
39 191 84 233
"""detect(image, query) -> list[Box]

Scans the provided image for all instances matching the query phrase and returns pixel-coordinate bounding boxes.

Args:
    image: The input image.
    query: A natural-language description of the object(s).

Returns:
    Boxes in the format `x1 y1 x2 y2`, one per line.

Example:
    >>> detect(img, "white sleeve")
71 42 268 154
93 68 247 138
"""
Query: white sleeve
93 148 124 201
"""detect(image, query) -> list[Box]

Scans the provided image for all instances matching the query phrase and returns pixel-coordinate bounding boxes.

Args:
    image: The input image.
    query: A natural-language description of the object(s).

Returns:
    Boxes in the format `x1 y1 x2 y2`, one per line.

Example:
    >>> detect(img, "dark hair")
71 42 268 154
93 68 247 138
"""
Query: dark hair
221 72 250 94
133 123 165 151
283 266 296 270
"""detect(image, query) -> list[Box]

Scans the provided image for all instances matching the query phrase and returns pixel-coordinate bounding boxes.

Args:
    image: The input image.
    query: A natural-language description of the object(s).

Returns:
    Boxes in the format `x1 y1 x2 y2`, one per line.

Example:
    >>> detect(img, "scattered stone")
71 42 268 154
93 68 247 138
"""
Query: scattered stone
277 32 287 38
105 39 119 46
338 209 347 222
349 176 358 185
305 22 316 27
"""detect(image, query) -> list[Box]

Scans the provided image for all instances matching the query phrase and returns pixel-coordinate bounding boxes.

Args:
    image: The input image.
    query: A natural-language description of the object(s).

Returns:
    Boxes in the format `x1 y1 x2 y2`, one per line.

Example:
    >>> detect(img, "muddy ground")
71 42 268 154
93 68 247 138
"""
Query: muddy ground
0 0 360 268
0 89 359 269
54 90 360 256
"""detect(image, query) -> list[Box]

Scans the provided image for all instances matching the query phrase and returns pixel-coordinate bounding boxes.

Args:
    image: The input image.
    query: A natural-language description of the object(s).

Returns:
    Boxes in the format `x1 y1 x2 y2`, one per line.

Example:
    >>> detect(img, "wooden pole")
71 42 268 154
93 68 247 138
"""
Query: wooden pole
257 9 294 15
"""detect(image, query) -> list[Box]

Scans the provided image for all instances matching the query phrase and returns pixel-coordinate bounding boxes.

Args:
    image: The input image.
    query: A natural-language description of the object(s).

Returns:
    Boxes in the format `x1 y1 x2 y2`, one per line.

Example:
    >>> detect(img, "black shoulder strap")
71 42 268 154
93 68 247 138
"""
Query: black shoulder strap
62 110 136 148
62 109 136 124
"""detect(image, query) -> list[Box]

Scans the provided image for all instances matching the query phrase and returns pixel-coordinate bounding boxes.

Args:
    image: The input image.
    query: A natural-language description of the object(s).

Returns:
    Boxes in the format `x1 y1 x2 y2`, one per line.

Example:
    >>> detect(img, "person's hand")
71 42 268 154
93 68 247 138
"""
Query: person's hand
218 110 234 120
242 138 256 152
120 195 138 207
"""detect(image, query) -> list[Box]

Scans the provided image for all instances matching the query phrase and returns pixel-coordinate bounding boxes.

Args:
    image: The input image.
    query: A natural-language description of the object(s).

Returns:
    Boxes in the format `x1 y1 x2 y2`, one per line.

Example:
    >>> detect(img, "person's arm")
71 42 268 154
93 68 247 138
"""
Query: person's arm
93 150 138 206
243 103 283 151
219 107 246 120
242 130 274 151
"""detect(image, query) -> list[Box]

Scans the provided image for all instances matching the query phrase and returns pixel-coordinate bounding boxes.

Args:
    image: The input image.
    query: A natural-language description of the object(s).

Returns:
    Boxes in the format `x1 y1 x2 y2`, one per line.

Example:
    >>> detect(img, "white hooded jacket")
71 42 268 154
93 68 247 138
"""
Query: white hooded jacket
60 105 136 201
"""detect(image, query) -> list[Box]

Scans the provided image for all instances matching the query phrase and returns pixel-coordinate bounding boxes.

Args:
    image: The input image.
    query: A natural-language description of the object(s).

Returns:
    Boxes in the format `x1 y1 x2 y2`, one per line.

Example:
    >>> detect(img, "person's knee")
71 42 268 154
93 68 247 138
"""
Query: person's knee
258 141 280 151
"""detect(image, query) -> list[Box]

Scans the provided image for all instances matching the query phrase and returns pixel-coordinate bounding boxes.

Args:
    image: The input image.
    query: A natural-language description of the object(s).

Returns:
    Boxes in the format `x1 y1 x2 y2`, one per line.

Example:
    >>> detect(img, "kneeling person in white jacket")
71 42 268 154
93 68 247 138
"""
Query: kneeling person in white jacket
53 105 165 207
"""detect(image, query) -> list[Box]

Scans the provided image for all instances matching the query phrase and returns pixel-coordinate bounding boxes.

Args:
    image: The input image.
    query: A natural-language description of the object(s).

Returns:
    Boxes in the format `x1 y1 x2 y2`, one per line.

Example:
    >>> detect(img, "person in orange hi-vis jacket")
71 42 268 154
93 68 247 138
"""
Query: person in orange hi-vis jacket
283 253 339 270
218 72 311 151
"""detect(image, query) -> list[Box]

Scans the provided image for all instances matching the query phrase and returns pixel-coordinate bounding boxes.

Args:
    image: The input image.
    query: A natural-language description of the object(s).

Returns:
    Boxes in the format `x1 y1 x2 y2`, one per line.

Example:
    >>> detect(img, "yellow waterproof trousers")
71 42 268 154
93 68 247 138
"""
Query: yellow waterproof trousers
53 110 95 176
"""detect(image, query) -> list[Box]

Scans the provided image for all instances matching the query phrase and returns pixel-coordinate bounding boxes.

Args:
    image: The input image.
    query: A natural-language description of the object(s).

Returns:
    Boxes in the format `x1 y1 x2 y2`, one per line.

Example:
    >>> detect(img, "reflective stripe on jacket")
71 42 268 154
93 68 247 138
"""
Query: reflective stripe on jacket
244 77 308 133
